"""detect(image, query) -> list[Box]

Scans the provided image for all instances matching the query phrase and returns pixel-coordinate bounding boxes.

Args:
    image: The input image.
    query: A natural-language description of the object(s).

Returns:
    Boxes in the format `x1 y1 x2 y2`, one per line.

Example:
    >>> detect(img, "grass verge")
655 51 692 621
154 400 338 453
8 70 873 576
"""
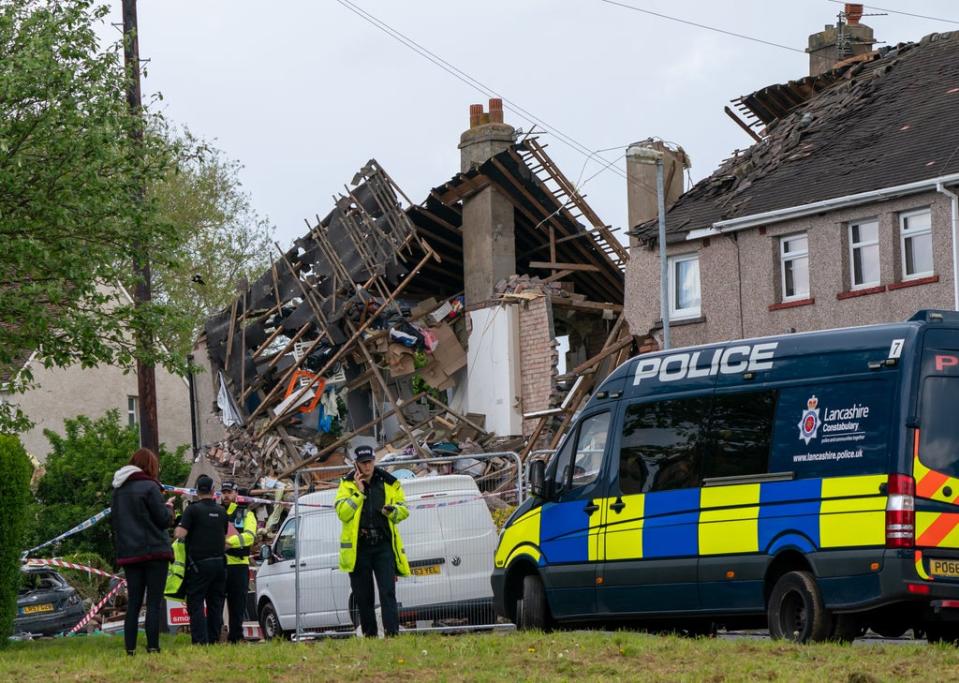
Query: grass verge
1 629 958 682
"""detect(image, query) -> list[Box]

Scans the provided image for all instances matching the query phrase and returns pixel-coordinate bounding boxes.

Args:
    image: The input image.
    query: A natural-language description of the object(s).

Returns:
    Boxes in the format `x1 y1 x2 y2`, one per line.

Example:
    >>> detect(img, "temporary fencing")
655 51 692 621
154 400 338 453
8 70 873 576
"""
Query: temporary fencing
265 452 523 640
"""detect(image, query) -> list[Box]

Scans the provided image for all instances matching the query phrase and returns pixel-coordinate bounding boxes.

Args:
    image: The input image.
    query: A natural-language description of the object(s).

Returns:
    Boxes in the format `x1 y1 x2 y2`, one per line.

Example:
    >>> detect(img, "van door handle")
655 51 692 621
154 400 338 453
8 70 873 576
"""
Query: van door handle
610 498 626 513
289 561 306 568
583 501 599 516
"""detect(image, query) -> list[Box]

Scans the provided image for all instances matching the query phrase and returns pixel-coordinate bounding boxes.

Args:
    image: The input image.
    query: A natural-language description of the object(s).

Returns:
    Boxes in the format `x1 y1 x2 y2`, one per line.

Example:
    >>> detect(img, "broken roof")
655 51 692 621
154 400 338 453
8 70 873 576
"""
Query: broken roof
636 31 959 243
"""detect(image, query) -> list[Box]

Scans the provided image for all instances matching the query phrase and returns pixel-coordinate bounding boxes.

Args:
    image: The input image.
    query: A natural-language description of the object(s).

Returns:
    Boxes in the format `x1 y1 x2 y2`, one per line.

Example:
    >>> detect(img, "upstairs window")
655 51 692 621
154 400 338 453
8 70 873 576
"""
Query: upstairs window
780 234 809 301
127 396 139 427
667 254 701 321
900 209 933 279
849 219 880 289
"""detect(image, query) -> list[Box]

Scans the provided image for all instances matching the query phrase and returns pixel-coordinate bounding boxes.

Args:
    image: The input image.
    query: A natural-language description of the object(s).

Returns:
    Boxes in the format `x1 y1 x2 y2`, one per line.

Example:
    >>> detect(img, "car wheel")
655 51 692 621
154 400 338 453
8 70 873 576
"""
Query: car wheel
259 600 287 640
767 570 832 643
517 574 551 631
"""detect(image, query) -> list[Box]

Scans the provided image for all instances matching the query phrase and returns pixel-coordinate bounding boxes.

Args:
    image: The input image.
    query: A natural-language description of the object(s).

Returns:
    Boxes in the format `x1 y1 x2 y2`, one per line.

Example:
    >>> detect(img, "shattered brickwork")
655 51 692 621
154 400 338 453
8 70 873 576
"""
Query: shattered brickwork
518 296 556 440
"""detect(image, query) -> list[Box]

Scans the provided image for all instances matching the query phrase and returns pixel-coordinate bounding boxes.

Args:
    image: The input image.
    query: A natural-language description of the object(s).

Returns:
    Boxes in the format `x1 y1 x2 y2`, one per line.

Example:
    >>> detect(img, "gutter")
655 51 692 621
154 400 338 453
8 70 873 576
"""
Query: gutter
686 172 959 241
937 182 959 311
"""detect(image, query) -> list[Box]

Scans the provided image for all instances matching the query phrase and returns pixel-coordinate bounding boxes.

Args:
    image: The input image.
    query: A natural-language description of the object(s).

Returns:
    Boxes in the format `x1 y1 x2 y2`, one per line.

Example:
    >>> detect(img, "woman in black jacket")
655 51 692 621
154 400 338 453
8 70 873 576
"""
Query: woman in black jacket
111 448 174 655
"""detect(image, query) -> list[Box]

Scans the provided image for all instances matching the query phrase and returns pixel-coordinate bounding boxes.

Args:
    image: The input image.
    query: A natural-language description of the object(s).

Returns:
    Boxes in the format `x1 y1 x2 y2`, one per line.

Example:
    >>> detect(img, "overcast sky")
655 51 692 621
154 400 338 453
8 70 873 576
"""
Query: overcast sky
100 1 959 248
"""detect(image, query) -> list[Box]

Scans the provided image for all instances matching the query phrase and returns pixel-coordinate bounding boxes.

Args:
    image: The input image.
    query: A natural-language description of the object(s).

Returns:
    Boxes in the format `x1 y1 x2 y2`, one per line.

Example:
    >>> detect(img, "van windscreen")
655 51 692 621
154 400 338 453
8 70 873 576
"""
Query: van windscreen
919 376 959 478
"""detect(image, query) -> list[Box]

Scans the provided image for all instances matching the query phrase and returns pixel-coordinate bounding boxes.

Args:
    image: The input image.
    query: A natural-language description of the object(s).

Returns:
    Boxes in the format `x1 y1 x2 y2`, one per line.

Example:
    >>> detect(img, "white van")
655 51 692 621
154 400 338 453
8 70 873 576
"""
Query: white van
256 474 498 637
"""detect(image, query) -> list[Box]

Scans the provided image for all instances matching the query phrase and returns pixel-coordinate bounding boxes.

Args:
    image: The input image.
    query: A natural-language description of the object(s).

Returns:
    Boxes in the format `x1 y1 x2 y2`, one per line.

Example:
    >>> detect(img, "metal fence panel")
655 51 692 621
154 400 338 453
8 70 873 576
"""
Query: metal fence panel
273 452 522 639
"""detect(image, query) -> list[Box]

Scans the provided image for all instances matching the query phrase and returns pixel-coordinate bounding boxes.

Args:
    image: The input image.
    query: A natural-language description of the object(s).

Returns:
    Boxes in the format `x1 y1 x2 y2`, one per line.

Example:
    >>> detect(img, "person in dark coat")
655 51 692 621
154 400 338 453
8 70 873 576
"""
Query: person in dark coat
111 448 174 655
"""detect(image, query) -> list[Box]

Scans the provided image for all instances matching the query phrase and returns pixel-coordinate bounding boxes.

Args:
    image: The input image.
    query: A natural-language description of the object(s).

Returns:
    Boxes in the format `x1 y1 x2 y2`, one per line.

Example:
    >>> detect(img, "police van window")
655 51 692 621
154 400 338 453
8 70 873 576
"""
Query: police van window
572 412 610 487
274 518 296 560
703 391 776 480
618 397 709 494
920 377 959 478
550 433 575 493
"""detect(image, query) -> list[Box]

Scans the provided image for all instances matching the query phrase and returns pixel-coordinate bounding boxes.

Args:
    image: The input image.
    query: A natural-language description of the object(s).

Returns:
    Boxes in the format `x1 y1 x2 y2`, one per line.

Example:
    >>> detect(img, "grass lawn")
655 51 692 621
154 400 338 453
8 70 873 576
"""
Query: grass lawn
1 630 958 682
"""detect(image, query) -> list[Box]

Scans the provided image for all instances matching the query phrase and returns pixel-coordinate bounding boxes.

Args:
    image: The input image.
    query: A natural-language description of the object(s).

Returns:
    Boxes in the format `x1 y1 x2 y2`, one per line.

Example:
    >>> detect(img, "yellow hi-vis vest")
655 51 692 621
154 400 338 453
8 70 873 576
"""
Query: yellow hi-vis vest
225 502 257 566
164 539 186 601
335 470 410 576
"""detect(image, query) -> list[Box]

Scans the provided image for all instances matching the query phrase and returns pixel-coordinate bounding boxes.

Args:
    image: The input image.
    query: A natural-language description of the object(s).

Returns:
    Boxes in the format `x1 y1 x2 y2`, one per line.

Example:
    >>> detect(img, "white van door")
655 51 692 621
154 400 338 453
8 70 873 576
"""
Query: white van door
264 517 297 625
440 494 497 606
296 511 342 630
396 502 452 614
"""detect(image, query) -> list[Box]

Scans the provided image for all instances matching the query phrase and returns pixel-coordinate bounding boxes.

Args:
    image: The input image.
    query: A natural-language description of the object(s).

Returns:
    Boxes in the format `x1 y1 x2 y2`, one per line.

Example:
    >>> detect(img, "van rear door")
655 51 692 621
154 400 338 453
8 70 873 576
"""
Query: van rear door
915 334 959 558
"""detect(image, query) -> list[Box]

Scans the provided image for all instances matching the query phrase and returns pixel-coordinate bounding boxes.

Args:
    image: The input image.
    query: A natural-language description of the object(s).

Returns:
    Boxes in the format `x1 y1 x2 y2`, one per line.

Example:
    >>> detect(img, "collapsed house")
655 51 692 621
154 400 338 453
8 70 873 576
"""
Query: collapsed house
191 100 636 496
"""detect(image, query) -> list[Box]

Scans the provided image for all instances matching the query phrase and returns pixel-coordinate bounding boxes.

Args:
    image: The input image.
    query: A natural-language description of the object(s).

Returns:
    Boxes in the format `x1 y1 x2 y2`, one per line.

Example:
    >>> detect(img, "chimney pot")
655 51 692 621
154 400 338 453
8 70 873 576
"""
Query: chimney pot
845 3 863 25
469 104 484 129
488 98 504 123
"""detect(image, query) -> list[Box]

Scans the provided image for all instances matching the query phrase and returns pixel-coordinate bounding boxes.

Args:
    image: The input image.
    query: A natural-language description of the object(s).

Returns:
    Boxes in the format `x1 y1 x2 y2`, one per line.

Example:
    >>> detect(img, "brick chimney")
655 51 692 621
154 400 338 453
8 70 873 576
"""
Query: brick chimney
806 3 875 77
459 99 517 304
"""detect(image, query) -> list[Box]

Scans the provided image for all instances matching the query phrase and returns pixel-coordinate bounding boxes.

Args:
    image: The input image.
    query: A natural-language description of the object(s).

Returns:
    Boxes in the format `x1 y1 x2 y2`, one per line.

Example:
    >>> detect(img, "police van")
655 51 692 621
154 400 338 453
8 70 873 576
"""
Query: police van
493 311 959 642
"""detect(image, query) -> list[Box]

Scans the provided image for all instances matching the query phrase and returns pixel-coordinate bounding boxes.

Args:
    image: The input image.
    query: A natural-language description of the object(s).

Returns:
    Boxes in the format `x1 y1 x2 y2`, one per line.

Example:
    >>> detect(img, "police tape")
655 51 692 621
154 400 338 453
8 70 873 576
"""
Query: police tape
22 507 113 559
66 579 126 636
162 484 334 508
24 558 120 580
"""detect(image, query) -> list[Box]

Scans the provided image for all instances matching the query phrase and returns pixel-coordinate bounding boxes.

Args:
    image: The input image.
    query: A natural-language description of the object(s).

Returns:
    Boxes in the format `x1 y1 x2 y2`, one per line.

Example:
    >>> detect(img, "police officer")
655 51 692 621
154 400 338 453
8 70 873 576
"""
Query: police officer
220 481 256 644
175 474 228 645
335 446 410 637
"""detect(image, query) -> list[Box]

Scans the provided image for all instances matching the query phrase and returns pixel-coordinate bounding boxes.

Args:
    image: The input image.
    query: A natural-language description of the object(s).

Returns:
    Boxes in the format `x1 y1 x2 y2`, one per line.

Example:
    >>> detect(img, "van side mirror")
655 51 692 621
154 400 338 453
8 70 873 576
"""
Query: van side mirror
260 545 273 563
529 460 547 499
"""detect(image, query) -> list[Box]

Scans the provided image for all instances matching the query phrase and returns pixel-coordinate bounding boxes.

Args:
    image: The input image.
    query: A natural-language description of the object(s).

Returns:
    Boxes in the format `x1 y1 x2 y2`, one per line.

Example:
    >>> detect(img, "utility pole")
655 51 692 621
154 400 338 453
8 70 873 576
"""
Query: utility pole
122 0 159 452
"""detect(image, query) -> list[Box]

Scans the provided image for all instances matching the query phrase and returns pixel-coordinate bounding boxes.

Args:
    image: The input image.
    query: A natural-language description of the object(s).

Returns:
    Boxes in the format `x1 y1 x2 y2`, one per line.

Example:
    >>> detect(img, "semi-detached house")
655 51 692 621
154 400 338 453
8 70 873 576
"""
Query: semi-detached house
626 27 959 348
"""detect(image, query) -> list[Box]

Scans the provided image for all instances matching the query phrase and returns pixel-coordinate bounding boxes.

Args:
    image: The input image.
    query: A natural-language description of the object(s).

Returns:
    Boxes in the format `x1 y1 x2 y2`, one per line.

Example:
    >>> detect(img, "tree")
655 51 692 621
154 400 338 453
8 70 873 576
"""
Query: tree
29 410 190 564
0 0 186 429
150 131 274 359
0 435 34 645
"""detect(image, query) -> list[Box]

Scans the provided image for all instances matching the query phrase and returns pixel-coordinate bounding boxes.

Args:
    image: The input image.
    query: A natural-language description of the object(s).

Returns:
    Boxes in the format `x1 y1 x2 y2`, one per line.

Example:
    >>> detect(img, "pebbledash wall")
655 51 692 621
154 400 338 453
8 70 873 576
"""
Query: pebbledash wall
626 190 955 347
9 359 193 463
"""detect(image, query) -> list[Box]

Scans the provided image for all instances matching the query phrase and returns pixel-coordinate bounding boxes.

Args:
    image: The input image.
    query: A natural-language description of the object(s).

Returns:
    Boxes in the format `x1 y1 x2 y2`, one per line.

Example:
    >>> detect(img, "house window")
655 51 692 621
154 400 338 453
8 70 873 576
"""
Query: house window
901 209 933 279
667 254 701 320
127 396 139 427
849 219 880 289
780 234 809 301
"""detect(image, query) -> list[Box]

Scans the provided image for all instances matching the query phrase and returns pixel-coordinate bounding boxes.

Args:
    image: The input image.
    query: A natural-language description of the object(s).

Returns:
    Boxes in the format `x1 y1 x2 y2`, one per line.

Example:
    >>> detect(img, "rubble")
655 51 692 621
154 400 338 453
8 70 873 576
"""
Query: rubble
193 132 633 512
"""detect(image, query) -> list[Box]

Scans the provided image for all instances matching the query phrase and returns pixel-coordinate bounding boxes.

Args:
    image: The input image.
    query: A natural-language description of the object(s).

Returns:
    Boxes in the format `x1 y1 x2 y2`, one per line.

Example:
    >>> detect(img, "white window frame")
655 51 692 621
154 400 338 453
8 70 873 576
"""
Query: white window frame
779 233 810 302
127 395 139 427
667 253 701 321
848 219 880 290
900 208 934 280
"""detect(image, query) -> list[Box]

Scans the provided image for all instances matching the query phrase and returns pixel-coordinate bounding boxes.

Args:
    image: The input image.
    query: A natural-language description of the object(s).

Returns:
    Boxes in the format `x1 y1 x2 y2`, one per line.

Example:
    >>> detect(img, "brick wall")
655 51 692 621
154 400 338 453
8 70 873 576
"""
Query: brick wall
518 296 557 442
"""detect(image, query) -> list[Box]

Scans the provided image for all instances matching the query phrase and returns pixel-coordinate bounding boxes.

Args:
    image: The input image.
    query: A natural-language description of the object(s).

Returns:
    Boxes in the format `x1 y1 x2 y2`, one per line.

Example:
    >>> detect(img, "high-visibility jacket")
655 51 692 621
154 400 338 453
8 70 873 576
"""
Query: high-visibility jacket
335 468 410 576
225 502 257 566
164 539 186 601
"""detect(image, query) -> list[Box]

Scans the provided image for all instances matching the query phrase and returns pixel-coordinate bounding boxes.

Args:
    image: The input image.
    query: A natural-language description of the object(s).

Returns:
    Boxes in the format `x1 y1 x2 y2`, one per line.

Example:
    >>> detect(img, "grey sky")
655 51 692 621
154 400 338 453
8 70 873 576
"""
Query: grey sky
102 1 958 248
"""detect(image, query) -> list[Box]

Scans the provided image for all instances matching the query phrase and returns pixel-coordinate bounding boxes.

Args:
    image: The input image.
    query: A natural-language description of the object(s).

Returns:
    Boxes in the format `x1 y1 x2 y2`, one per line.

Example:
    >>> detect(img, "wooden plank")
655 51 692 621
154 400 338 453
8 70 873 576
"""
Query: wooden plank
528 261 601 272
551 299 624 313
570 337 633 376
541 269 574 285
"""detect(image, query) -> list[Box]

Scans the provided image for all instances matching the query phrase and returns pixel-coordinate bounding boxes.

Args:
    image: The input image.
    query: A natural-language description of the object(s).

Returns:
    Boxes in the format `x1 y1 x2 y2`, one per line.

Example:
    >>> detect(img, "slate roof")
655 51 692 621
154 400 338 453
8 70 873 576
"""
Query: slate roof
635 31 959 244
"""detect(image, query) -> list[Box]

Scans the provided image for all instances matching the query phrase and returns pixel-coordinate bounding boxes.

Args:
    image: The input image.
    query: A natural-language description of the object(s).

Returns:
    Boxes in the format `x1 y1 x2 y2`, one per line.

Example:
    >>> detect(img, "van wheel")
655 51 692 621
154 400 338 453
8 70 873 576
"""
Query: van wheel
517 574 551 631
259 600 288 640
767 570 831 642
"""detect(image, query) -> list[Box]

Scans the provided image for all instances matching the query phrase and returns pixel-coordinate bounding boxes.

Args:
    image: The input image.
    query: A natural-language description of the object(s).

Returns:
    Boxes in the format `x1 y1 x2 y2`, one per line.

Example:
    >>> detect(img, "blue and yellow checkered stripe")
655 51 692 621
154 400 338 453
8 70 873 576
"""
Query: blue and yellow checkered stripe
526 474 886 565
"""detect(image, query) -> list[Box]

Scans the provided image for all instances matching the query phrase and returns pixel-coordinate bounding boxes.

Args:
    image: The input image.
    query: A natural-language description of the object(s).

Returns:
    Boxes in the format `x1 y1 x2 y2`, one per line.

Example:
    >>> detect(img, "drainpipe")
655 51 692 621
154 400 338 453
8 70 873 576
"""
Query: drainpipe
937 183 959 311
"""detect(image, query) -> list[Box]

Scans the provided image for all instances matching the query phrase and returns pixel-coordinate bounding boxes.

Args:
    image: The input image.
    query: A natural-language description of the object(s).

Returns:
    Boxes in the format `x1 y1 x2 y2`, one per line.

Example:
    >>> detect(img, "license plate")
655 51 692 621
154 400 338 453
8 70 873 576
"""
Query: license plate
22 603 54 615
929 558 959 578
412 564 441 577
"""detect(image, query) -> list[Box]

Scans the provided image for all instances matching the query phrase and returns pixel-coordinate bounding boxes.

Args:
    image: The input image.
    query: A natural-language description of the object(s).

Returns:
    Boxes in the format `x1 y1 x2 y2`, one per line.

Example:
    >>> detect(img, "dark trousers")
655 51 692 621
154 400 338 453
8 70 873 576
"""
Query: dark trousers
123 559 168 652
225 563 248 643
349 541 399 637
185 557 226 645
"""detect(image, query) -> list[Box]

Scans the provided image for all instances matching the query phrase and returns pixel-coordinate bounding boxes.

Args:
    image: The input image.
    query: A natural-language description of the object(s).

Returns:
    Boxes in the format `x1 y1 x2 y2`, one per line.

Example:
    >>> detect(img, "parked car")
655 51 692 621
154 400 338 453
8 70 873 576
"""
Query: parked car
256 474 498 638
14 567 86 636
